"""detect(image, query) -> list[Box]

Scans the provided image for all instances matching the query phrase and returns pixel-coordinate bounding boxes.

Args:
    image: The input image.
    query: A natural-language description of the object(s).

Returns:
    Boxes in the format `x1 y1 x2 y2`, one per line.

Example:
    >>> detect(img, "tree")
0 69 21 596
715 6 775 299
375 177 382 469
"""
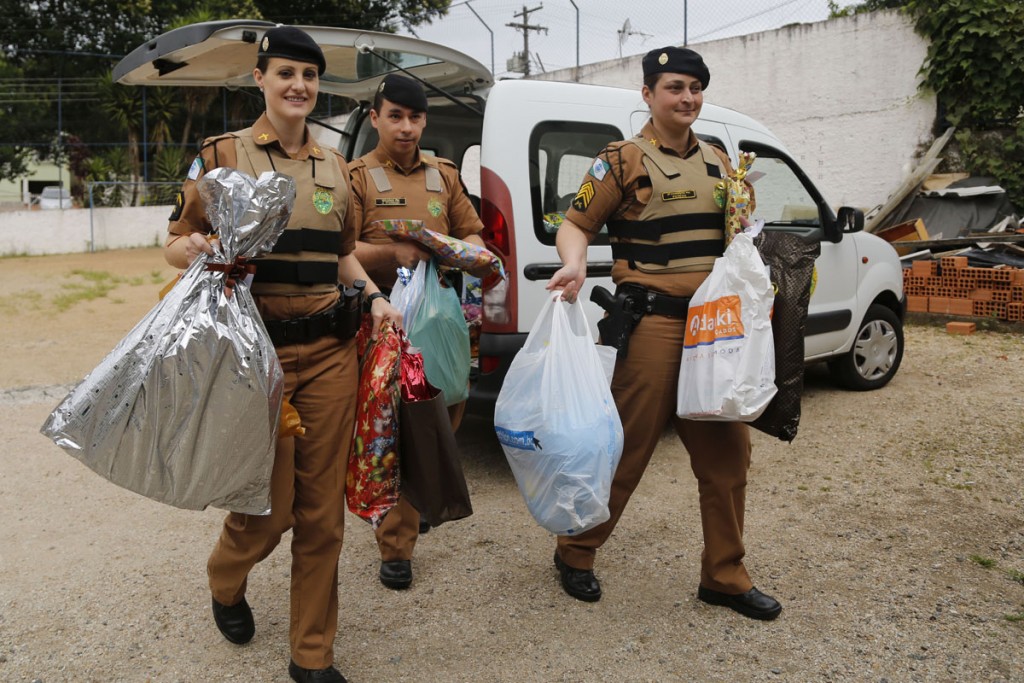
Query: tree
253 0 450 32
0 57 40 182
830 0 1024 209
828 0 906 18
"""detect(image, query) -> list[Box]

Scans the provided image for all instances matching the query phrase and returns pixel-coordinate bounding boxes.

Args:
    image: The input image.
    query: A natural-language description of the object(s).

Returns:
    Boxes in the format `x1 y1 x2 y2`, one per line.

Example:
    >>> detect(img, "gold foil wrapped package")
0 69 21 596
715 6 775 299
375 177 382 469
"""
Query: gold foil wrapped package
41 168 296 514
719 151 756 246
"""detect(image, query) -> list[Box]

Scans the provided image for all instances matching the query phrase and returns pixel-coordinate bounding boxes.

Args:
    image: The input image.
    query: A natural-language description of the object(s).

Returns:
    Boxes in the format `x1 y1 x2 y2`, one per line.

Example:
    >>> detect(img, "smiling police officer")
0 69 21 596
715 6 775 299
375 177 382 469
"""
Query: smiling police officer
165 26 400 683
545 46 782 621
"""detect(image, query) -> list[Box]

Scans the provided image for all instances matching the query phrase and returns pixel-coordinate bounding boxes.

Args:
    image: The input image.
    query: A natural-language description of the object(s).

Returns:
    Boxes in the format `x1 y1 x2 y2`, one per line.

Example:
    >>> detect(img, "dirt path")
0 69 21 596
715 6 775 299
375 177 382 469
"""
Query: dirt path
1 248 1021 682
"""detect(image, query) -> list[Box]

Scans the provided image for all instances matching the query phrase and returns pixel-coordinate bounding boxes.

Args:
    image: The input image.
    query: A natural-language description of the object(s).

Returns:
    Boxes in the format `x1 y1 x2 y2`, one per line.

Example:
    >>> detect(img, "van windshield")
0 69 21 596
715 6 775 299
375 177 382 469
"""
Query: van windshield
739 141 828 230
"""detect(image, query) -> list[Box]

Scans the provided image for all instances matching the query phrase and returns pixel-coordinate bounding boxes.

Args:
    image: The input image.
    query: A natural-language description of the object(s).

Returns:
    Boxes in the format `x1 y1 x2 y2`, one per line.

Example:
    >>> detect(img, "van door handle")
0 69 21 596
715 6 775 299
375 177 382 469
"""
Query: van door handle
523 261 614 281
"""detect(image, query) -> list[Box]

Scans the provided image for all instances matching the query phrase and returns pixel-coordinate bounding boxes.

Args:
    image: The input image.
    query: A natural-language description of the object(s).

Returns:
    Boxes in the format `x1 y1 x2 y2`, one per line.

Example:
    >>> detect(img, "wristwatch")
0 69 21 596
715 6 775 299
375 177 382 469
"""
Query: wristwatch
364 291 389 312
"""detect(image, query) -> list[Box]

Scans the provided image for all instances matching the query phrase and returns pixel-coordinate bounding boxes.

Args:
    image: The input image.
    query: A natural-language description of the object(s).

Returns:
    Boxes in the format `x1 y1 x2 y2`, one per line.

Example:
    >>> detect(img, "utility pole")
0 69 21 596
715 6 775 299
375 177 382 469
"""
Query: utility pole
506 4 547 76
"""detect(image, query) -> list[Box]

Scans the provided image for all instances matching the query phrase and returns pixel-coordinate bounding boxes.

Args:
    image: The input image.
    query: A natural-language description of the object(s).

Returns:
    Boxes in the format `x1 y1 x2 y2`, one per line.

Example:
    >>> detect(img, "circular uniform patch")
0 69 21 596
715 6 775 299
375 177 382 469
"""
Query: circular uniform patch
427 197 443 218
313 187 333 215
713 182 727 209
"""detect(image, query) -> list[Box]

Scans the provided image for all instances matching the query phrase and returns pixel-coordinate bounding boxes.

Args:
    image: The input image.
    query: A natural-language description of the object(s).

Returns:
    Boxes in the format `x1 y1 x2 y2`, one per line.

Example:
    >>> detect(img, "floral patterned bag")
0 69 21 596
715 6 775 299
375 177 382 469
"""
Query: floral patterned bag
346 317 402 528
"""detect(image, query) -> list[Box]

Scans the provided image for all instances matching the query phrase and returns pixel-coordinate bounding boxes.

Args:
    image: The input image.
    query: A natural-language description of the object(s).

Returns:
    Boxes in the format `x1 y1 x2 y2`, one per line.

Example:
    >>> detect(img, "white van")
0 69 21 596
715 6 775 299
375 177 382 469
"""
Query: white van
115 20 906 414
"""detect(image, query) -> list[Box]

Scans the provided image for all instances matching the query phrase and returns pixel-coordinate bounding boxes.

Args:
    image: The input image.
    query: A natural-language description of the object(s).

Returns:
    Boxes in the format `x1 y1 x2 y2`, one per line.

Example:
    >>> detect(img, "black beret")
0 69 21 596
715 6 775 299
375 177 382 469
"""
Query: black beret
376 73 428 112
259 26 326 76
642 46 710 90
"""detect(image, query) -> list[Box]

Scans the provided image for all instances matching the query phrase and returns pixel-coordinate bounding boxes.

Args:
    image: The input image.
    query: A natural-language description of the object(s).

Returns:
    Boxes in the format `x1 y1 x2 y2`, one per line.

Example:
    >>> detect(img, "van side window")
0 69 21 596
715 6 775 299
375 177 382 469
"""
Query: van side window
739 141 829 233
529 121 622 246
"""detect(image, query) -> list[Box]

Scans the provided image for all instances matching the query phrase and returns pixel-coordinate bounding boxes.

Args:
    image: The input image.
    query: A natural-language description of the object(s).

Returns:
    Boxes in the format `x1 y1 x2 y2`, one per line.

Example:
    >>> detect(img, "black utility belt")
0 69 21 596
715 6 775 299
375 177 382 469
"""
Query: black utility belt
616 283 691 318
264 296 362 347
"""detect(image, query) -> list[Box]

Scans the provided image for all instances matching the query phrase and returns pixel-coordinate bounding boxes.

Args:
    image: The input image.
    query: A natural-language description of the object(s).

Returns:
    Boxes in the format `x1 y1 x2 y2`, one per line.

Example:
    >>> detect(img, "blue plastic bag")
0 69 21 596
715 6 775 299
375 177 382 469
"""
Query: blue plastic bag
407 259 471 407
494 293 624 536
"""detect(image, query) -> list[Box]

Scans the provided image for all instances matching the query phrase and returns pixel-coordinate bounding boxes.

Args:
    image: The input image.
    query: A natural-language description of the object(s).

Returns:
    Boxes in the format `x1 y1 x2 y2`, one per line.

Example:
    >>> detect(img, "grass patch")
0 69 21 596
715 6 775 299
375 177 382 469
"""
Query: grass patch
797 485 808 491
1005 613 1024 623
150 270 165 284
52 270 128 311
969 555 997 569
1006 569 1024 586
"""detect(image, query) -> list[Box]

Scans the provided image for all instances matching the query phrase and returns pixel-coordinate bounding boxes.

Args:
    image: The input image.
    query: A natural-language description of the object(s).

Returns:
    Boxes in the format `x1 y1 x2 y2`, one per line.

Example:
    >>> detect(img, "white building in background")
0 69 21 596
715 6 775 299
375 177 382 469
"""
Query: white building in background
535 10 934 212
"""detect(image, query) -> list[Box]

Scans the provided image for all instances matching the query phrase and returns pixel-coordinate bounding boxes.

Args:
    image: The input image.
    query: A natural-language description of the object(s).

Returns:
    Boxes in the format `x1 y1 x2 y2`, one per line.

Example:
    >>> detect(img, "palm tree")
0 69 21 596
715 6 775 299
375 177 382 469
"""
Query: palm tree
97 71 142 204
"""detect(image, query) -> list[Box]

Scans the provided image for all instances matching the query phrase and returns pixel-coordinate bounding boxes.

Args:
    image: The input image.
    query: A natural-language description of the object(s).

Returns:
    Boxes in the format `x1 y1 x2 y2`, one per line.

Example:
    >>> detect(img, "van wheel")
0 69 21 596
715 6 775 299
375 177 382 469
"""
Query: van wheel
828 304 904 391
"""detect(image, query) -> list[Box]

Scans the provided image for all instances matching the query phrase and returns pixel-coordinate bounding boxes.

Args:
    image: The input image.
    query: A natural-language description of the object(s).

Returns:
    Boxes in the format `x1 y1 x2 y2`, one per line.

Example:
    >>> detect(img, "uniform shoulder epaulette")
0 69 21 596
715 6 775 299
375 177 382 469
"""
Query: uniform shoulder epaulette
436 157 458 169
347 156 367 170
200 133 238 151
603 139 631 153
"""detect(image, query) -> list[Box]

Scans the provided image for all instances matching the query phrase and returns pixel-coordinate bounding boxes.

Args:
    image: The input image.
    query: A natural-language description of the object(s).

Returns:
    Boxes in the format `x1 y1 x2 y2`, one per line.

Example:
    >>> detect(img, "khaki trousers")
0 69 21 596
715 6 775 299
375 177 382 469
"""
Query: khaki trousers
556 313 754 594
374 398 466 561
207 328 358 670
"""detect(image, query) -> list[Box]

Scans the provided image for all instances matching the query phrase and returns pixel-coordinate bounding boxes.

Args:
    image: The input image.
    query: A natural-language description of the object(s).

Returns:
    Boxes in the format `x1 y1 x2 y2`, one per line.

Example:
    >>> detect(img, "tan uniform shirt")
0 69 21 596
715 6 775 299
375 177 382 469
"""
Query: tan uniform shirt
169 113 357 258
566 121 752 297
349 146 483 243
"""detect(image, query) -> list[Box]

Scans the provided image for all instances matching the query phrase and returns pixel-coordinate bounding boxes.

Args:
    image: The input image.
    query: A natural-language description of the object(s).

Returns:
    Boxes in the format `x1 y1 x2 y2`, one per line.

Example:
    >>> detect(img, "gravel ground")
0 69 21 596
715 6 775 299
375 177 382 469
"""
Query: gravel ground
1 248 1022 682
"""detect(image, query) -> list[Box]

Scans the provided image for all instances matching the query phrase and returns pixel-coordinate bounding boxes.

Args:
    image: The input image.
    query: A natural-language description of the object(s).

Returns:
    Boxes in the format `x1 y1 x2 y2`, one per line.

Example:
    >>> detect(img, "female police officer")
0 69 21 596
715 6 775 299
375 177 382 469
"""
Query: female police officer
164 26 400 683
545 46 782 621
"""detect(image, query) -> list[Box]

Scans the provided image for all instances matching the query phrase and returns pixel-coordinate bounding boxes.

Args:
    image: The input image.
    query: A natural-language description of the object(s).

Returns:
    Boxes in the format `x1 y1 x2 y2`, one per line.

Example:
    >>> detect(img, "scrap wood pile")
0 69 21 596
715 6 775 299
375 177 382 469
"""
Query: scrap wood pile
864 125 1024 323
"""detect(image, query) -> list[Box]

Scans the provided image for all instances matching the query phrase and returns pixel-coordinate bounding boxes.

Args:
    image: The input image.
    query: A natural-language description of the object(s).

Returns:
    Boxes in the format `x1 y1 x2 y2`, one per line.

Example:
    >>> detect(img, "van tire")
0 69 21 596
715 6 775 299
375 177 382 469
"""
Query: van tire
828 304 904 391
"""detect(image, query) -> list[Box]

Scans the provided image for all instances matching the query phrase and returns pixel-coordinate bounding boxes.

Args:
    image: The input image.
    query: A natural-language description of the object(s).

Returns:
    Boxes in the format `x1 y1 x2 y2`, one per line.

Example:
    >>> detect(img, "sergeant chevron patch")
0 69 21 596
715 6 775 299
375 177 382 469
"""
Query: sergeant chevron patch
572 181 595 212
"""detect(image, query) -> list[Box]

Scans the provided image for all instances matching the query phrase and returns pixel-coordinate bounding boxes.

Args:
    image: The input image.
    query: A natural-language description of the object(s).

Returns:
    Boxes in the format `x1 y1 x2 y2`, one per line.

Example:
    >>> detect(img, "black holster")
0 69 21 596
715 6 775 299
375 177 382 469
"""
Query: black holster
264 281 364 347
590 285 644 359
336 280 365 340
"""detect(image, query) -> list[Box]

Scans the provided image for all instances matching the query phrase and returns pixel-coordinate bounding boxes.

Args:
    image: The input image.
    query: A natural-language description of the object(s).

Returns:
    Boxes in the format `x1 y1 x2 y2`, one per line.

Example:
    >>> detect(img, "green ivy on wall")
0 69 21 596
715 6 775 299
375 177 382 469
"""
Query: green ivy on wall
831 0 1024 210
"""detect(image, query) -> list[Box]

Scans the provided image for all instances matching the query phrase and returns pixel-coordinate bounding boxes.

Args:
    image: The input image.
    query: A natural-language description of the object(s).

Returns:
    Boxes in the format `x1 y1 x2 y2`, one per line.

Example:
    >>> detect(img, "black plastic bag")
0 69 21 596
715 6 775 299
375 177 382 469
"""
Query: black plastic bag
751 231 820 442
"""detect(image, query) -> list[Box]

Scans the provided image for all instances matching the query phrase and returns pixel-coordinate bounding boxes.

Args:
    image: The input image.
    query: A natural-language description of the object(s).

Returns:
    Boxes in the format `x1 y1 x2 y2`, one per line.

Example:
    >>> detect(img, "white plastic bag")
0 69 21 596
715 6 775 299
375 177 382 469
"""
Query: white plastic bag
676 230 777 421
494 293 624 535
390 260 428 329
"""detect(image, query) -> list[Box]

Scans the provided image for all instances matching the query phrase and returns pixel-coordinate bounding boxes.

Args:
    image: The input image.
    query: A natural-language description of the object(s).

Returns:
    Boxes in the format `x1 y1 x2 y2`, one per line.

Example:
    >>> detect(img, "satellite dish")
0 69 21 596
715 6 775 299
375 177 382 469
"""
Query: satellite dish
618 18 631 46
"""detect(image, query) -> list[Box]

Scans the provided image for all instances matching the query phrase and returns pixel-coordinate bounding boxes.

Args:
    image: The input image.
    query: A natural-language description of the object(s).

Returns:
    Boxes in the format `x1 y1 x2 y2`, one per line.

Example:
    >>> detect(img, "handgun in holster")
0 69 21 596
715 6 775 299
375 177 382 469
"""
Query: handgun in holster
336 279 365 339
590 285 644 359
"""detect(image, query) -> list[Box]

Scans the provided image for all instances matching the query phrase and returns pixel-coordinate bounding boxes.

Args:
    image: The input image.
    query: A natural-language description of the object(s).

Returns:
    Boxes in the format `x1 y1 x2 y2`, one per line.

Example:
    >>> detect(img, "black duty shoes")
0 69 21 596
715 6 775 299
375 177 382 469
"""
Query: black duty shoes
288 660 347 683
379 559 413 589
211 596 255 644
553 552 602 602
697 585 783 621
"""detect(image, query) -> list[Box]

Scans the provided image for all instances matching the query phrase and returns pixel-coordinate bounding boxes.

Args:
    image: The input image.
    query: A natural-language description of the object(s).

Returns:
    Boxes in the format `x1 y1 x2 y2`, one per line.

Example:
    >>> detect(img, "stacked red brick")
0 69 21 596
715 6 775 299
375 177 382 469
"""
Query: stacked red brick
903 256 1024 322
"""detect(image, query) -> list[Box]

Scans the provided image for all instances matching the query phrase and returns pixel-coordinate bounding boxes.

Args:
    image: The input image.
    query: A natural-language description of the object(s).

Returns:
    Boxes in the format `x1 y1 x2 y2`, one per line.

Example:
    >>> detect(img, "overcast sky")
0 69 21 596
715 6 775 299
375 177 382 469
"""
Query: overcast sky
400 0 840 79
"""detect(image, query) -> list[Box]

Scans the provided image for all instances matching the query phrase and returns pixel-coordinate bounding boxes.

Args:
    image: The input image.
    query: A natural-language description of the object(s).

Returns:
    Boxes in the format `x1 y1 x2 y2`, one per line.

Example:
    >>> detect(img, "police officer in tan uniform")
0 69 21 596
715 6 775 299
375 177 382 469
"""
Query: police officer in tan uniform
348 73 486 590
546 46 782 621
164 27 400 683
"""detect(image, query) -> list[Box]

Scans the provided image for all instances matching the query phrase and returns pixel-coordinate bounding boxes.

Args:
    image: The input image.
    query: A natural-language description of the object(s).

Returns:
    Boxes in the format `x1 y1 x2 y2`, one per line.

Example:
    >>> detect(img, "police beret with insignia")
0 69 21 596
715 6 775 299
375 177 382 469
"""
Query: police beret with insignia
258 26 325 76
642 46 710 90
376 73 428 112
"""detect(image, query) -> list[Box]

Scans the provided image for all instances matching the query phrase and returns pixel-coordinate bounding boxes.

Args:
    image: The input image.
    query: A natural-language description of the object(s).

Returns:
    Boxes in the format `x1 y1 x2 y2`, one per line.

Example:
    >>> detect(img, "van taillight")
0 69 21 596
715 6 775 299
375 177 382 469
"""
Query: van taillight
479 188 517 331
481 197 510 256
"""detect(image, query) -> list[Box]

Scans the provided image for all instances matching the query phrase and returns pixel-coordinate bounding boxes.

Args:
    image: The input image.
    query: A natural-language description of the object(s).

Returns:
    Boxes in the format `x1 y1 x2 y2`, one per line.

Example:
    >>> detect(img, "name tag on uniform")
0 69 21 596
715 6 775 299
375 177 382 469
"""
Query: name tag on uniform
375 197 407 206
662 190 696 201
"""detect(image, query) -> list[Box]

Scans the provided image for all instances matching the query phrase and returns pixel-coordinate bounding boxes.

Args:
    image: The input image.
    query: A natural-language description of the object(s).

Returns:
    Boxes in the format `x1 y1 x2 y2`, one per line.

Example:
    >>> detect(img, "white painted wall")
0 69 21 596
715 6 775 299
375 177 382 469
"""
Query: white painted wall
535 10 934 211
0 205 170 256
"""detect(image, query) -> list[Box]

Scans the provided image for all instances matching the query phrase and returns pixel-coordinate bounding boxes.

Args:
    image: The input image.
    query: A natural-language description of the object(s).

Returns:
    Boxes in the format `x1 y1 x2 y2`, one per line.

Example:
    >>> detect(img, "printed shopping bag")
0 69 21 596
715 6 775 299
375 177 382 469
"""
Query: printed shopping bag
677 230 777 421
